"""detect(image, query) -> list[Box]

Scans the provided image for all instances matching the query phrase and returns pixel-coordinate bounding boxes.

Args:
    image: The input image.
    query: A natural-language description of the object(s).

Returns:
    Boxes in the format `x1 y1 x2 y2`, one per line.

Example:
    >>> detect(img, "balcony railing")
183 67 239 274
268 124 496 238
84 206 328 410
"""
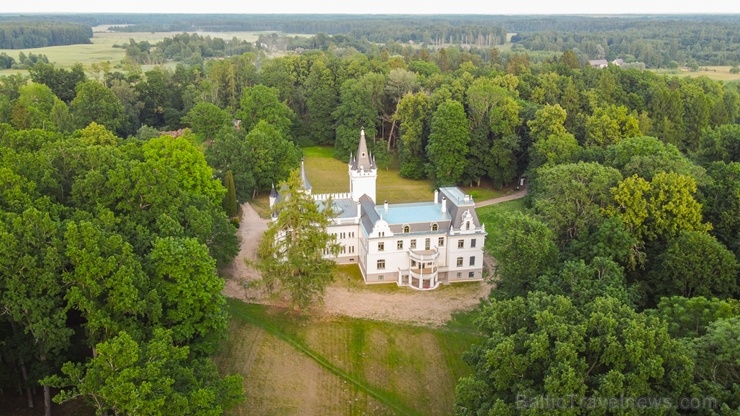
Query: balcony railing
409 266 438 280
409 246 439 262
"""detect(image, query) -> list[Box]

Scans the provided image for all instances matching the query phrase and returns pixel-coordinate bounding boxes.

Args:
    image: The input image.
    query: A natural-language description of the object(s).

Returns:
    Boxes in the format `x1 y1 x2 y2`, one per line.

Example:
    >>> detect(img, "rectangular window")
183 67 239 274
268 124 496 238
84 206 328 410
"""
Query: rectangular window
456 257 463 267
378 275 384 281
377 259 386 270
471 239 476 248
458 239 464 248
469 256 475 266
456 272 461 278
378 242 384 251
411 260 417 268
438 237 444 247
469 271 475 278
397 240 403 250
425 238 430 250
349 246 355 253
410 239 417 249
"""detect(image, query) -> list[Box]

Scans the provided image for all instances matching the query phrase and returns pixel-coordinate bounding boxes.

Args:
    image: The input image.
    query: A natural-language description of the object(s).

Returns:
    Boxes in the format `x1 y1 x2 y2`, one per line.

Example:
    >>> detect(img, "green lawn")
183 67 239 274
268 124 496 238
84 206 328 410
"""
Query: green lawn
303 146 435 203
302 146 506 204
217 299 482 416
477 198 528 252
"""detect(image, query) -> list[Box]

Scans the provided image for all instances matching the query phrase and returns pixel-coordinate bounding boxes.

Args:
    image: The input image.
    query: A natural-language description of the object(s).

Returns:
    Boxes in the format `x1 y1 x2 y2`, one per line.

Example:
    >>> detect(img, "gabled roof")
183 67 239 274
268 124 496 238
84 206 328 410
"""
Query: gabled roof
439 187 482 230
350 128 376 171
359 194 379 234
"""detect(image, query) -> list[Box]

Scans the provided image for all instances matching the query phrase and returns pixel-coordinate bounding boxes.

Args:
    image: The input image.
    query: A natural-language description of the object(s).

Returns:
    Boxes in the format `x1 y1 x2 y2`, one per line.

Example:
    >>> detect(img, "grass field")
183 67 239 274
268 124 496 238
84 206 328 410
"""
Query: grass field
217 299 482 416
302 146 506 204
649 66 740 82
303 146 435 203
476 198 528 252
0 30 307 74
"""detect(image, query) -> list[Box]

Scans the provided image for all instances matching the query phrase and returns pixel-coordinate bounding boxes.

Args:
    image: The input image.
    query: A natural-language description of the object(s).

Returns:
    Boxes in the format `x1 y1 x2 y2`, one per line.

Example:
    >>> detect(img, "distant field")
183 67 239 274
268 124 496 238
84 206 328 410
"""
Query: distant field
0 29 308 73
217 300 481 416
650 66 740 82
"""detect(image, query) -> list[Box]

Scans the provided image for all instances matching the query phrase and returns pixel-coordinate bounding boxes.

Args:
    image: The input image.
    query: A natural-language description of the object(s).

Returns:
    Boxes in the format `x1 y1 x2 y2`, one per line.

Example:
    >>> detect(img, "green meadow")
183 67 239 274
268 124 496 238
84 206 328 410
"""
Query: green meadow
0 29 306 74
216 300 483 416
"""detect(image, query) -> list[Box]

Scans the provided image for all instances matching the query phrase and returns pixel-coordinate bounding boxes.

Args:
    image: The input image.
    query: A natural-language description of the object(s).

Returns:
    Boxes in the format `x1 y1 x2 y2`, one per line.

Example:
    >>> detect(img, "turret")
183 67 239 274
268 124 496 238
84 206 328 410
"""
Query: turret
349 128 377 203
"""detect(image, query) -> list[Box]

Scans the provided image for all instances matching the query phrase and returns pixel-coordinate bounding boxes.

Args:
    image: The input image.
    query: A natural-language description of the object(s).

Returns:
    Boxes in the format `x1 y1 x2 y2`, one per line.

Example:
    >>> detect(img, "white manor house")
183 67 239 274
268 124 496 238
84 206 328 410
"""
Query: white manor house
270 129 487 290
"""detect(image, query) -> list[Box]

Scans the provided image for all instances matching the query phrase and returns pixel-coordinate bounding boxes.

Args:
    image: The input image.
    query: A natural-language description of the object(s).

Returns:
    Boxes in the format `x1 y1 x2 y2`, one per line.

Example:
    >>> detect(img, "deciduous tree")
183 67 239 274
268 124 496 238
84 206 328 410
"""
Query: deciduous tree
456 293 694 415
426 99 469 186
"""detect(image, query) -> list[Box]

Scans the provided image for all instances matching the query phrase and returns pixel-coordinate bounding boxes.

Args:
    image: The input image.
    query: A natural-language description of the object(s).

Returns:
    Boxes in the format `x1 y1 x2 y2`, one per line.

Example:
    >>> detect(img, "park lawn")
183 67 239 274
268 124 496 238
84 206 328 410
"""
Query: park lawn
217 299 482 416
302 146 506 204
477 198 527 252
303 146 435 203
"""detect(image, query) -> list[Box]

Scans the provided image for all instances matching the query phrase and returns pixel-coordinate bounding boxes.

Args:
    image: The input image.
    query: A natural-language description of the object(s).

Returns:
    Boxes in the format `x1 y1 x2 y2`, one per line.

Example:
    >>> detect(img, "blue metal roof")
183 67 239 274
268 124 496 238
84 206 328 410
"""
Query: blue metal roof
375 202 450 225
317 198 358 219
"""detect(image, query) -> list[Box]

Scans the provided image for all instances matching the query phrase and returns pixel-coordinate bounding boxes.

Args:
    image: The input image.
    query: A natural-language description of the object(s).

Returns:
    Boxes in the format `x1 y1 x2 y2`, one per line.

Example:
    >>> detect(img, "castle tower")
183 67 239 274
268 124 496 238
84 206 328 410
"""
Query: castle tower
349 128 377 203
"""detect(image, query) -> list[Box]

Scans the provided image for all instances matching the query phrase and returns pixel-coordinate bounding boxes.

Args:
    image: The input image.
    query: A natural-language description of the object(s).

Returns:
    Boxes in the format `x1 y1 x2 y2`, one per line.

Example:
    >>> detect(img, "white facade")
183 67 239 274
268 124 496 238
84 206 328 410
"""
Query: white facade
272 129 487 290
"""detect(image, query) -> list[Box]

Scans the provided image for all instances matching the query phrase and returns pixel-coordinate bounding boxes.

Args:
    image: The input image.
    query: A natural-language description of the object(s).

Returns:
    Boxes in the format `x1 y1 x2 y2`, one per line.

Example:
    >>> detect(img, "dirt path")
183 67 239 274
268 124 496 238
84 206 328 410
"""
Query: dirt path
474 187 527 208
222 203 269 300
223 201 497 327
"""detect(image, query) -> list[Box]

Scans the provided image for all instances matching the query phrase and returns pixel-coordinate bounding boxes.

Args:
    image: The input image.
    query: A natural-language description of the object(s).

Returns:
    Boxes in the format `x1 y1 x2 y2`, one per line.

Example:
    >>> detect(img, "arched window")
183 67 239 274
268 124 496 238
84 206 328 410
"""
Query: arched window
403 225 410 233
466 222 471 230
431 223 438 231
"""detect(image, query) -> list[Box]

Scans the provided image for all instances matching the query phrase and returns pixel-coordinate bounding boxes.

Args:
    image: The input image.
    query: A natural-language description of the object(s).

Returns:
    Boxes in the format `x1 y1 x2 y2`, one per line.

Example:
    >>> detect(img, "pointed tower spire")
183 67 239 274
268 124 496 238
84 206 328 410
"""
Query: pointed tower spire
300 159 312 192
269 182 278 208
351 128 375 171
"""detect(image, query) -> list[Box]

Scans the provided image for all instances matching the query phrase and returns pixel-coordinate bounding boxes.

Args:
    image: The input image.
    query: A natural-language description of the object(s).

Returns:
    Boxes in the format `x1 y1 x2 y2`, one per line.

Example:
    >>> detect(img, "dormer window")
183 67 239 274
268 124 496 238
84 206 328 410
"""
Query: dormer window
466 222 471 230
431 223 438 231
361 152 366 157
403 225 410 233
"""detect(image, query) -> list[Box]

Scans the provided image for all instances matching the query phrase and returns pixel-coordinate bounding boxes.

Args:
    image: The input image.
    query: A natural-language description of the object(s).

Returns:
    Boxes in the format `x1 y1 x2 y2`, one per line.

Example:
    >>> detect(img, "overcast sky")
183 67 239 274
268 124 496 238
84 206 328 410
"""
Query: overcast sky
6 0 740 15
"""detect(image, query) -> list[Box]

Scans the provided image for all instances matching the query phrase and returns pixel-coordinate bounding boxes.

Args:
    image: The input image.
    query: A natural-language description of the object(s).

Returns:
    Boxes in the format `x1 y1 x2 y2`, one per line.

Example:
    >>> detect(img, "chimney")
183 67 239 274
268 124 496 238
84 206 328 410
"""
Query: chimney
384 200 389 212
464 194 470 203
434 190 439 204
441 197 447 213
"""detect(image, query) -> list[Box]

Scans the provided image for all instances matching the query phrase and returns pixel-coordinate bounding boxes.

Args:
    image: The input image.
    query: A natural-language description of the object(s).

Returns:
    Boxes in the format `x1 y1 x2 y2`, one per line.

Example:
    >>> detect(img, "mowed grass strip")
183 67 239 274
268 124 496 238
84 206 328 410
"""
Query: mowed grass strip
221 299 482 415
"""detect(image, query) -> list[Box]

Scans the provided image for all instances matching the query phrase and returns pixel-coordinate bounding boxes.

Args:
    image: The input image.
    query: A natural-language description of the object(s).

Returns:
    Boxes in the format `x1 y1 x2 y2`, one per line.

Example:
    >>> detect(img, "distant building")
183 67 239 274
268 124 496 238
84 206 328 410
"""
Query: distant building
589 59 609 69
270 129 487 290
612 58 625 67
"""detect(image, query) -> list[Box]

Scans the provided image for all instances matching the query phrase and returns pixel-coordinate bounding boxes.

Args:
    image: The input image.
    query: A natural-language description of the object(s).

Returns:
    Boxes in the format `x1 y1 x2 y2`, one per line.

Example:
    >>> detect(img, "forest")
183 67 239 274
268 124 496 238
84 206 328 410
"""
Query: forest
0 18 739 415
0 22 91 49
